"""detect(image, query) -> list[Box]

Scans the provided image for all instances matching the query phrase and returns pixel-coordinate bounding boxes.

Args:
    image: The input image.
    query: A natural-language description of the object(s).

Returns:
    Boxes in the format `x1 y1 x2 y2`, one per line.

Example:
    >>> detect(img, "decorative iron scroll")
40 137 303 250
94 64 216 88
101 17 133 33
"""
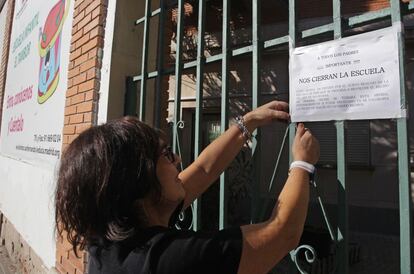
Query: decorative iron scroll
173 120 193 230
290 245 317 274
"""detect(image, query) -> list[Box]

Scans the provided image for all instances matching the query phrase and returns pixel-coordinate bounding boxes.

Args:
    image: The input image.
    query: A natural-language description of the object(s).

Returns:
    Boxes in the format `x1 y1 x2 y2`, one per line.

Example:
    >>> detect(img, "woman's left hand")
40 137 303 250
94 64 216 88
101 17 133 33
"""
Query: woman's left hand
243 100 290 133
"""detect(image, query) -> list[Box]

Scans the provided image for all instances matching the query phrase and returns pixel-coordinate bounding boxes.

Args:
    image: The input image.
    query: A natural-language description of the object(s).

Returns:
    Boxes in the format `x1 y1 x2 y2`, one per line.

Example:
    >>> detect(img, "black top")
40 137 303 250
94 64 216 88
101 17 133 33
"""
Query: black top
88 226 243 274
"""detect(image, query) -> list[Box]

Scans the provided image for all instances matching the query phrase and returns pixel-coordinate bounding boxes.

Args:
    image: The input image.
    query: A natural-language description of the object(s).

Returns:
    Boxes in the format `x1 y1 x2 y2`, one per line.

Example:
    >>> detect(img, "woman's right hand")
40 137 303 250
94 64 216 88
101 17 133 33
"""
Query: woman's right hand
243 100 290 133
292 123 320 164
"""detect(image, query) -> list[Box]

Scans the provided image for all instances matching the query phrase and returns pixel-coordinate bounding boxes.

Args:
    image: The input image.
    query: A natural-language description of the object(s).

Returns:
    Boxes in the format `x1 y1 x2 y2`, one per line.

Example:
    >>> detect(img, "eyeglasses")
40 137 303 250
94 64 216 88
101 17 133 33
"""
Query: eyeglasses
161 146 176 163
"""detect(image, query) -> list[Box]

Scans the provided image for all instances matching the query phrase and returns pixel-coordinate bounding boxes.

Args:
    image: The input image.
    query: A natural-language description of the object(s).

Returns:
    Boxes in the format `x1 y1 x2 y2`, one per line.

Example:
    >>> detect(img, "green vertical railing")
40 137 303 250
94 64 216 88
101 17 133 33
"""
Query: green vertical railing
219 0 230 230
288 0 297 165
193 0 207 231
288 2 297 272
333 1 349 274
391 1 413 273
172 0 185 154
139 0 152 121
154 0 166 128
251 0 262 223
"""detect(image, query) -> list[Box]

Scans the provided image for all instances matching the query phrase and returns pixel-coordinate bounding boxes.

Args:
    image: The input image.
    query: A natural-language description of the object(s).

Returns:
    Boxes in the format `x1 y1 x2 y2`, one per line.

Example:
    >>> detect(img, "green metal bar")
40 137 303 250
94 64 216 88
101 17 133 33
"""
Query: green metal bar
335 120 348 274
154 0 166 128
172 0 185 154
287 4 297 274
264 35 289 49
232 45 253 56
288 0 297 163
135 8 161 25
333 1 349 273
133 71 159 81
219 0 230 230
302 23 334 38
347 7 391 27
391 1 413 273
251 0 262 223
124 76 138 116
151 9 161 16
139 0 152 121
193 0 206 232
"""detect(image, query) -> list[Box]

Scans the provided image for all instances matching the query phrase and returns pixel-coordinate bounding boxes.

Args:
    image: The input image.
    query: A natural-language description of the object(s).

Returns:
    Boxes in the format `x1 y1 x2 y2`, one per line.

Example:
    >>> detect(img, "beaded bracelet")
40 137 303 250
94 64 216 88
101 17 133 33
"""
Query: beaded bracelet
235 116 252 142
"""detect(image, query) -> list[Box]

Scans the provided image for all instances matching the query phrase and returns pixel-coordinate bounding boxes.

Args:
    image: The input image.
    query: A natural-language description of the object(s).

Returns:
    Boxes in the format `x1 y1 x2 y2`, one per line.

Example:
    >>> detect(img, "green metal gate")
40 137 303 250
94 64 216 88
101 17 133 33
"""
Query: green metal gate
127 0 413 273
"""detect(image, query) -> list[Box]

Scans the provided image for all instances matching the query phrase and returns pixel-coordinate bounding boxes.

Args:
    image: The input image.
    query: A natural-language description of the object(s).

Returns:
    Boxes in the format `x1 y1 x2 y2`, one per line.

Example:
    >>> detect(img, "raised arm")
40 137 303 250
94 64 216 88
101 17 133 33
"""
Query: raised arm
238 123 320 274
178 100 290 209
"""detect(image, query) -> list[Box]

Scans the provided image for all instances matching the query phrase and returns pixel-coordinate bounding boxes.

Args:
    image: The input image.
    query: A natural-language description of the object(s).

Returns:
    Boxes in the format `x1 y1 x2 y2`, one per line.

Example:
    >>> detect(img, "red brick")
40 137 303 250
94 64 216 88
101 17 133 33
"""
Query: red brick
74 0 85 9
89 26 104 39
75 34 90 50
63 125 76 135
75 123 92 134
67 78 73 88
72 10 85 27
68 134 79 144
72 24 78 35
92 5 106 20
86 68 98 80
85 1 102 16
77 101 94 113
84 112 93 123
84 90 95 101
64 116 70 125
74 54 88 67
70 93 85 105
87 48 100 59
79 58 99 73
66 86 78 97
72 73 87 85
77 0 93 12
71 29 84 44
78 79 96 93
81 37 104 53
69 113 84 124
68 251 86 272
68 66 80 79
62 136 70 145
84 17 101 34
64 105 77 116
55 263 67 274
77 13 92 30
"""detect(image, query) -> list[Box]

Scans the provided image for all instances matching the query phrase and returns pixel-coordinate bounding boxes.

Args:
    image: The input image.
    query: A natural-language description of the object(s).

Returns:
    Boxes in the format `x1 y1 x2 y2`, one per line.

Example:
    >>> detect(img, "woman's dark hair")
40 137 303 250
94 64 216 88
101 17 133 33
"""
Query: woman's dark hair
55 116 162 254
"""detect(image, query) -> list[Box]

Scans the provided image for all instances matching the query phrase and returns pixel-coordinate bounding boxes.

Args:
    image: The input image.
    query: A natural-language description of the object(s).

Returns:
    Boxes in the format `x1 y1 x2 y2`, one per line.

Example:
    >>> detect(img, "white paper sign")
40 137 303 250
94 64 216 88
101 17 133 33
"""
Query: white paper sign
0 0 74 167
289 26 403 122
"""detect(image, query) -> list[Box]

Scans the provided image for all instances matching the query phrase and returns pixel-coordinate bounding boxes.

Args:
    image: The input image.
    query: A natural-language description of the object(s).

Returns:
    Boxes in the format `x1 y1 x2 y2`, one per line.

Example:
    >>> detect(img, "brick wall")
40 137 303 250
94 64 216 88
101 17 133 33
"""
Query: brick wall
56 0 108 273
0 0 14 133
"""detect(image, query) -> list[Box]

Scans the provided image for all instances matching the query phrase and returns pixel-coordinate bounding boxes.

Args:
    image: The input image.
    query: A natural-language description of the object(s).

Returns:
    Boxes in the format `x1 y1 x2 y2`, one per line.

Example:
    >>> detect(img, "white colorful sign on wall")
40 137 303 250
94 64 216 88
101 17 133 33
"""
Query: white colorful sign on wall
0 0 73 167
290 26 403 122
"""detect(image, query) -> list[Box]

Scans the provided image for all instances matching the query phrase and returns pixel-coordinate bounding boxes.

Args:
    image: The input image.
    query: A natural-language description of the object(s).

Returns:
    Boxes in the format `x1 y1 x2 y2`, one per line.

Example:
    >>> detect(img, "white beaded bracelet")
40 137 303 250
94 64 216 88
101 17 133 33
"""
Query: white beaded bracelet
235 116 252 142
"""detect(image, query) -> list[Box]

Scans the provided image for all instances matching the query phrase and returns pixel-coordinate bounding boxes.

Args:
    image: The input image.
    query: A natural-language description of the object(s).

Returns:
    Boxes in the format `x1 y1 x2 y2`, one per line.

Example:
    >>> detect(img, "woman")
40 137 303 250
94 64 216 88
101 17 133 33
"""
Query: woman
55 100 319 274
